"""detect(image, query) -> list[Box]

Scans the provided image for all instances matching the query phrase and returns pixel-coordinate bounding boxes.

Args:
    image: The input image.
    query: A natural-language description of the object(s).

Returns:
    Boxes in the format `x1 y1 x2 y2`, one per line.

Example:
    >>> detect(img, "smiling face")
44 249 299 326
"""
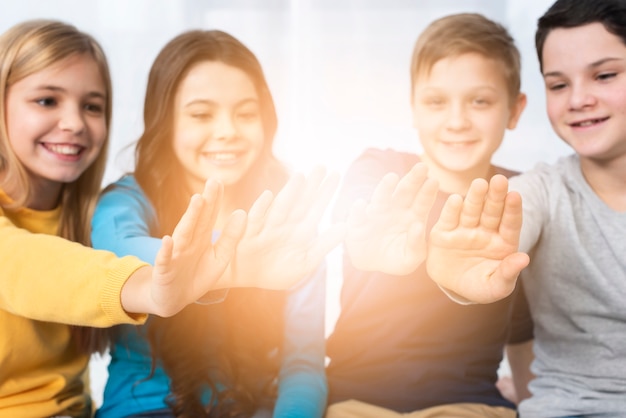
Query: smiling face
172 60 265 194
411 52 525 191
5 53 107 205
542 22 626 165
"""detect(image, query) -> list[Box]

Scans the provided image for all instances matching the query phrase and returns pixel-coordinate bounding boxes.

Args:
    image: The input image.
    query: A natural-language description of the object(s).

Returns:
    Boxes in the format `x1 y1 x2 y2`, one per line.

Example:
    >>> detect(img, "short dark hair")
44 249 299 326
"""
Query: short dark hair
536 0 626 71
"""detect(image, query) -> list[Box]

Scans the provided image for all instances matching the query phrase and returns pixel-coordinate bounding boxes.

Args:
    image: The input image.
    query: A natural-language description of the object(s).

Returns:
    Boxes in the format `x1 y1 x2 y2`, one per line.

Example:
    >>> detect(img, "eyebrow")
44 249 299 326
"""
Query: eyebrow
35 85 106 100
544 57 624 77
183 98 258 108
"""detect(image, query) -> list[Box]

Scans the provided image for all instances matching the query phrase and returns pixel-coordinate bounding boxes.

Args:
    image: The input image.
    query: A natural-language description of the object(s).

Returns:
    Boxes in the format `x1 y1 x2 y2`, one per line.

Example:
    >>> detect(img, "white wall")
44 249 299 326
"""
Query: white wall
2 0 570 185
2 0 567 407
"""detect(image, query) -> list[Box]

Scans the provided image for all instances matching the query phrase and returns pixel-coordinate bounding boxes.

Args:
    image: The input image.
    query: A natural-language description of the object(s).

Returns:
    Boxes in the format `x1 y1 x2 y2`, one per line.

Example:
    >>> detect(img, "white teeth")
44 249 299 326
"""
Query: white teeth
209 153 237 161
578 121 595 127
45 143 82 155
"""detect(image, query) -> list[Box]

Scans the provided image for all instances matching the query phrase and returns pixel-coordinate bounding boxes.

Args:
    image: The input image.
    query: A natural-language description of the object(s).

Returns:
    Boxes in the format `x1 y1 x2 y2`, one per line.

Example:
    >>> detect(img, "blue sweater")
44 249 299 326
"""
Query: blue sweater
92 175 327 418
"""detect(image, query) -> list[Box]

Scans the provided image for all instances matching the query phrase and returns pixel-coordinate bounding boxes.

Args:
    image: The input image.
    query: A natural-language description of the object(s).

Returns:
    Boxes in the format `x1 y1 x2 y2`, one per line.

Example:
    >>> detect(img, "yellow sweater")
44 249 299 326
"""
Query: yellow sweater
0 190 148 418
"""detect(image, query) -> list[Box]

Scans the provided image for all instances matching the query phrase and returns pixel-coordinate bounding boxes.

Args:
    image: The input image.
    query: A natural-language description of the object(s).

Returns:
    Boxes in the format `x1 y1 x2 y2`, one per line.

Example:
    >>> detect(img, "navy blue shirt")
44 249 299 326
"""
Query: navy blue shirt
326 148 533 412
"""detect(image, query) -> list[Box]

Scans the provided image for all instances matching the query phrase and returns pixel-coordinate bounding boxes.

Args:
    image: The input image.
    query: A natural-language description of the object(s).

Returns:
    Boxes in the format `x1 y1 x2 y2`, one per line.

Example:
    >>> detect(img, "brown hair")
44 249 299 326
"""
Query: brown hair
135 29 288 416
0 19 113 353
410 13 522 106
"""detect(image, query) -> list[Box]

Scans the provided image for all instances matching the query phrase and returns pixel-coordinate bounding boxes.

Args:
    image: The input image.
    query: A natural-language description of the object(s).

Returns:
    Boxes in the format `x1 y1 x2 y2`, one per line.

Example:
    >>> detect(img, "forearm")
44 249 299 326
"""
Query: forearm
275 268 327 417
1 217 148 325
506 340 535 403
274 370 327 418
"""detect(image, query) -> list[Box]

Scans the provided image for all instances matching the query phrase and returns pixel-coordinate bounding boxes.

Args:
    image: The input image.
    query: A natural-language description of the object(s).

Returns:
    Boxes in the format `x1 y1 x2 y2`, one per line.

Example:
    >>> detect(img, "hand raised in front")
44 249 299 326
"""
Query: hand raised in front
345 162 438 275
427 174 530 304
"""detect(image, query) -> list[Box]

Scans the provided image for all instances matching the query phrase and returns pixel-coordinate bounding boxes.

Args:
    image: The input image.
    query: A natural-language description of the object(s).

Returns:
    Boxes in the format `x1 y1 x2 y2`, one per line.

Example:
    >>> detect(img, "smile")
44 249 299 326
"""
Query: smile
201 151 244 165
42 143 84 156
570 117 608 127
440 140 478 148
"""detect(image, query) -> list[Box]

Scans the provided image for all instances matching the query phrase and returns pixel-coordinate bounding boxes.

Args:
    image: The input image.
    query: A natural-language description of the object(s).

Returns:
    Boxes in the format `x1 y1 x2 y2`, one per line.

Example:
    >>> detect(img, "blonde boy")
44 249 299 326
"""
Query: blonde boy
325 13 531 418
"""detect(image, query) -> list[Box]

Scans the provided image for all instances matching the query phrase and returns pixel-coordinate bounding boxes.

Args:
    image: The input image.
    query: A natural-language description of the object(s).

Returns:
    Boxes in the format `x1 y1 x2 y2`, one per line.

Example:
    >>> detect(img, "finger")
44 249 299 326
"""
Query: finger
410 177 438 223
499 191 524 244
213 209 247 269
459 178 488 228
193 179 223 250
246 190 274 237
368 172 399 214
153 235 173 278
432 194 463 232
302 170 340 227
490 252 530 300
479 174 508 231
391 162 429 208
266 173 306 226
288 166 326 221
170 194 205 250
306 222 347 270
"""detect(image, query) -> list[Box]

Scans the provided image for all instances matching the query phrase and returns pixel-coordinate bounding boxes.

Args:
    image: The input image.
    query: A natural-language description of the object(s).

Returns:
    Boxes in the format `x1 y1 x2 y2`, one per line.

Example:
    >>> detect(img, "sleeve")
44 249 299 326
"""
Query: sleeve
273 265 327 418
507 280 534 344
91 180 162 264
509 167 551 254
92 180 228 304
0 215 147 326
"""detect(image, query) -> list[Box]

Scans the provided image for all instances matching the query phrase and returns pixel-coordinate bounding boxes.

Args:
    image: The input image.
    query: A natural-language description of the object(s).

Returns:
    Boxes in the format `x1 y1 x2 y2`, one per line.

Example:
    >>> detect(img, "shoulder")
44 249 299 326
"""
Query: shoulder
95 175 155 221
510 154 577 192
351 148 420 175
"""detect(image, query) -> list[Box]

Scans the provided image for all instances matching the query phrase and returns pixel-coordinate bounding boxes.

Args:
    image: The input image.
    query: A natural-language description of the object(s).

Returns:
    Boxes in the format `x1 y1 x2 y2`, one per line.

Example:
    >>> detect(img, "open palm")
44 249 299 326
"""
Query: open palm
228 167 345 290
345 163 438 275
150 179 246 316
427 175 530 304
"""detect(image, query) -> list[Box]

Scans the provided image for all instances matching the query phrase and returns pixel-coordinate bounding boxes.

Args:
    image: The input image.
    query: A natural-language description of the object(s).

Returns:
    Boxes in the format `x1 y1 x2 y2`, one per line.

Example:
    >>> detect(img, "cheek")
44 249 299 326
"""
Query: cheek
92 121 108 149
412 112 440 135
241 123 265 148
544 94 564 124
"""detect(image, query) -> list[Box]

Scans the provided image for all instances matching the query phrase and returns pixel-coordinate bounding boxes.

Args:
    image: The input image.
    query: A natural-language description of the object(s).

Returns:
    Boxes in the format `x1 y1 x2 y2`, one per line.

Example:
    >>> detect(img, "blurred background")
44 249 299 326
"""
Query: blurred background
3 0 564 408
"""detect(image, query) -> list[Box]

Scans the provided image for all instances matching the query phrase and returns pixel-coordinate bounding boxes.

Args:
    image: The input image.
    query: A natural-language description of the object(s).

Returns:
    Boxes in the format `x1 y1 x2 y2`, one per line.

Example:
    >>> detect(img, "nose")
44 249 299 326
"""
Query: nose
568 81 596 110
58 104 86 134
446 101 471 131
214 111 237 141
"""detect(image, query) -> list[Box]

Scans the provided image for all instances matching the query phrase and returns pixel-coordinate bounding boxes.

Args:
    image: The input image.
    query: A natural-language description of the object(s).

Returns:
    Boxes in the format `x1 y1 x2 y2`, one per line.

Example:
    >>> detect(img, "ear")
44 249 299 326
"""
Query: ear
507 92 527 130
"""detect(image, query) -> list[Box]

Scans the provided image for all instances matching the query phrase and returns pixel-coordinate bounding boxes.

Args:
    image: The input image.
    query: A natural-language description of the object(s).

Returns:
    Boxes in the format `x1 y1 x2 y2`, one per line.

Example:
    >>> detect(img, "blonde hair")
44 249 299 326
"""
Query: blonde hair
410 13 521 106
0 19 113 353
0 19 112 246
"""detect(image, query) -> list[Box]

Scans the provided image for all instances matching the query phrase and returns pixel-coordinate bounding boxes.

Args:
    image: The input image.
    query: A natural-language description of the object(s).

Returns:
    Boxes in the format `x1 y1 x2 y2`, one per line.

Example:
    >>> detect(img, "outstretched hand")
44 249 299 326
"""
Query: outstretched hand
223 166 346 290
146 178 247 317
426 174 530 304
344 162 438 275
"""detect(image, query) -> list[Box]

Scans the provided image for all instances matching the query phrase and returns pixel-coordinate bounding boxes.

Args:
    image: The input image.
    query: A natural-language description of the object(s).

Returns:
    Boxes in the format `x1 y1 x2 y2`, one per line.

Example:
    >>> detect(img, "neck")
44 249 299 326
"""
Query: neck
0 171 62 210
580 155 626 212
421 156 495 196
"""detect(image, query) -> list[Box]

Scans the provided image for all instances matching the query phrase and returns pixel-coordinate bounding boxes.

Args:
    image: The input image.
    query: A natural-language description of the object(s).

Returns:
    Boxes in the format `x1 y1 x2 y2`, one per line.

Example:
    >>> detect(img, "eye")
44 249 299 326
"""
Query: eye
35 97 57 107
597 72 617 82
423 97 445 107
84 102 104 114
237 111 260 121
472 97 491 107
191 112 214 121
547 82 567 91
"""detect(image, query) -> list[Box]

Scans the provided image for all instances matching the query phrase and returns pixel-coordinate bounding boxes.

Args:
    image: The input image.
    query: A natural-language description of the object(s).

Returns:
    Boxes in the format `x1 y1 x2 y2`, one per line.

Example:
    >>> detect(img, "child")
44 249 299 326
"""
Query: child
91 30 342 417
0 19 252 418
325 13 533 418
426 0 626 416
